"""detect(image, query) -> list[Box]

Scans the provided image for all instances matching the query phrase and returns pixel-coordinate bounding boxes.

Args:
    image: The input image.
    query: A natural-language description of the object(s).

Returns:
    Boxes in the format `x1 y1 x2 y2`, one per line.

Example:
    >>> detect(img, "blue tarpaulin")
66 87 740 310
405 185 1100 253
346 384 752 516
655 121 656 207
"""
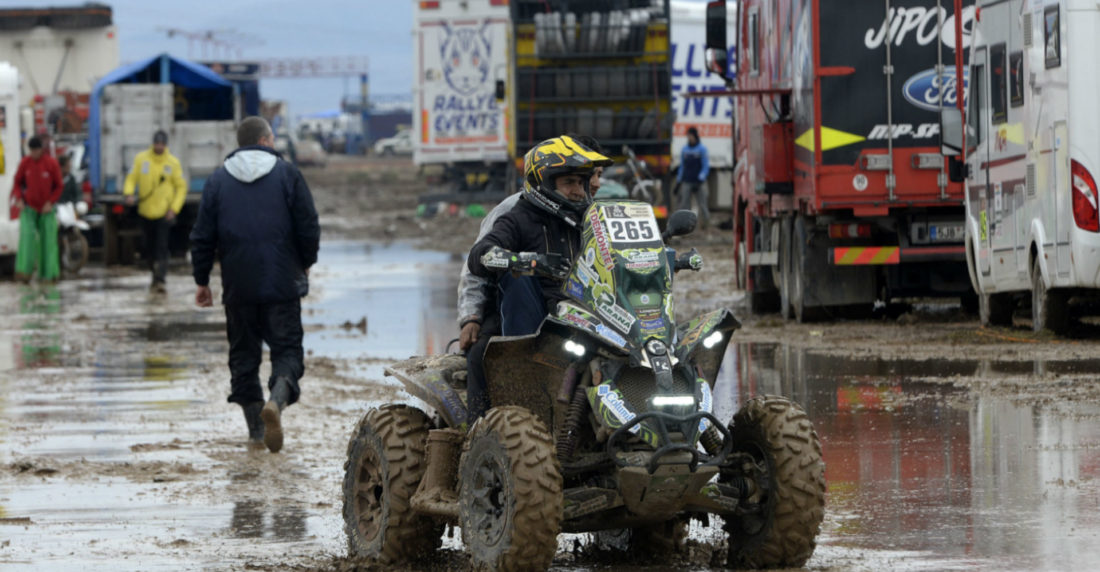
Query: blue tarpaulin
90 53 234 193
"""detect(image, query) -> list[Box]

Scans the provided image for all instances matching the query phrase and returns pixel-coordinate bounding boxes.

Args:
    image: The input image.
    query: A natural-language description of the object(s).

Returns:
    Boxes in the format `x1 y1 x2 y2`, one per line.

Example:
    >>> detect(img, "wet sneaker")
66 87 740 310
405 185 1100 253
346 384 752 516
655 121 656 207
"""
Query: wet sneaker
150 282 167 294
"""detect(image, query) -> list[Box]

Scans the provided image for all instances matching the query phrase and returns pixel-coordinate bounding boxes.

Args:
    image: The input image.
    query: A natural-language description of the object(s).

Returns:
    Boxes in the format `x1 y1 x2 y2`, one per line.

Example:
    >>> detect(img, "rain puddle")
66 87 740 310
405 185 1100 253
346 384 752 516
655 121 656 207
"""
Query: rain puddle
1 242 1098 570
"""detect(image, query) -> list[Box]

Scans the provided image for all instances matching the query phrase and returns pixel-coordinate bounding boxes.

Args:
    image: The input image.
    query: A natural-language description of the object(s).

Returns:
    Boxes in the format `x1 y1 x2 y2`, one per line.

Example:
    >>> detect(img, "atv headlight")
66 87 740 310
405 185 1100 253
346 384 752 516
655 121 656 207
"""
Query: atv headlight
702 331 724 349
564 339 586 357
651 395 695 407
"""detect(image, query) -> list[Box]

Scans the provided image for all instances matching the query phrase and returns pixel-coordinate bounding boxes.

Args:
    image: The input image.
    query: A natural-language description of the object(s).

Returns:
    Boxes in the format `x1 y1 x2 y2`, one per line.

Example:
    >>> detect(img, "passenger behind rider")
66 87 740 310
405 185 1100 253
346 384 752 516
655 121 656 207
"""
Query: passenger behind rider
463 135 612 419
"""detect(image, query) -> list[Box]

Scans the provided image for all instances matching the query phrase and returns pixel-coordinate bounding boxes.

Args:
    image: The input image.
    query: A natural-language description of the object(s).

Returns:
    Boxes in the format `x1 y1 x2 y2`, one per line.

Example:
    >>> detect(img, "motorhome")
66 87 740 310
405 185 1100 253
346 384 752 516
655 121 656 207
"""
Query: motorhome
949 0 1100 333
0 62 20 274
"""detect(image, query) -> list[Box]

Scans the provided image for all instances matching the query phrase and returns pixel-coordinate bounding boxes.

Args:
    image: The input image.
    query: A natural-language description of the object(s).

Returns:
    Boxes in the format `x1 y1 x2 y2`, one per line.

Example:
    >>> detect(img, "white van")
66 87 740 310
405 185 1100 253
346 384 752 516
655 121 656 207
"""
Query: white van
0 62 20 274
946 0 1100 333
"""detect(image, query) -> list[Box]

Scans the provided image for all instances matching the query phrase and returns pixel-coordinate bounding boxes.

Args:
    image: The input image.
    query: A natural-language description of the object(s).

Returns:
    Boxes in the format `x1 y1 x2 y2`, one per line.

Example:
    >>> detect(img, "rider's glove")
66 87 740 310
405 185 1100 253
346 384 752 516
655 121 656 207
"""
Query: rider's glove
481 246 571 279
674 248 703 272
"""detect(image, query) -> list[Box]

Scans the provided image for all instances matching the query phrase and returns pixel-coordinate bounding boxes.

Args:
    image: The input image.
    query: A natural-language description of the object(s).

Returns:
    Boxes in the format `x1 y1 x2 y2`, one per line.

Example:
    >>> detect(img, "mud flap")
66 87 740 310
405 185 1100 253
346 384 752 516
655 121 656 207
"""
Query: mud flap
385 354 470 431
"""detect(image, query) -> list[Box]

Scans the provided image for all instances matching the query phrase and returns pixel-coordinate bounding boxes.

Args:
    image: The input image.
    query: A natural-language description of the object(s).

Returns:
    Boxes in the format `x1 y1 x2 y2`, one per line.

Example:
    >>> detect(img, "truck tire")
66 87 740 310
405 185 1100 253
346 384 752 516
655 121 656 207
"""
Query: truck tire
778 217 792 320
790 216 816 323
343 404 442 562
979 292 1013 327
723 395 826 569
459 406 562 571
1031 257 1069 334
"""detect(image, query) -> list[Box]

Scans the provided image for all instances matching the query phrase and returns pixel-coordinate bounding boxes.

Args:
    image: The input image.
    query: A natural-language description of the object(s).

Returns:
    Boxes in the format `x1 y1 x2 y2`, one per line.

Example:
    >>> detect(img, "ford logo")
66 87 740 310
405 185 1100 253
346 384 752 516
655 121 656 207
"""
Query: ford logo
902 67 970 112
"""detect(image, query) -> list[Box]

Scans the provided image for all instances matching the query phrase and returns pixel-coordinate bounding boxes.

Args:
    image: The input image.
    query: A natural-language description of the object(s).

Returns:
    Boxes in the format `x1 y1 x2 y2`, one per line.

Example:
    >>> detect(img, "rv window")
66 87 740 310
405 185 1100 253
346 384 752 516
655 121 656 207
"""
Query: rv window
749 10 759 75
1010 51 1024 108
990 44 1007 125
1044 5 1061 68
969 63 985 146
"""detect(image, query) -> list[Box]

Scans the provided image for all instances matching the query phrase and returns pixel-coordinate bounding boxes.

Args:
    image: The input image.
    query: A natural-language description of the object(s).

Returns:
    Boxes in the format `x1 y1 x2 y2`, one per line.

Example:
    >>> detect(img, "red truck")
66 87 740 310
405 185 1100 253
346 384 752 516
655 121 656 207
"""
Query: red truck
702 0 974 320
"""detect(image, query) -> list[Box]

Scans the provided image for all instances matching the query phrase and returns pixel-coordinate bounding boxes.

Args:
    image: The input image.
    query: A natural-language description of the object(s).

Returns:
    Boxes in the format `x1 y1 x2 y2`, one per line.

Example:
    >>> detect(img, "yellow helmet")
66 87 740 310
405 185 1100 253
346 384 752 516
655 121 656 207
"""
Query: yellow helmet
522 135 613 225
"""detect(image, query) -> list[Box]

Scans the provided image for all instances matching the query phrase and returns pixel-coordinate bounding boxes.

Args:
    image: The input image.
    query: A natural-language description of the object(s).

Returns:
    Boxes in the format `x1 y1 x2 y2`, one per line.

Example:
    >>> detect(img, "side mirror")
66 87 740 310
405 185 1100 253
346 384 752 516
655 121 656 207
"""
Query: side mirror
947 155 969 183
940 107 965 155
705 1 729 78
663 210 698 241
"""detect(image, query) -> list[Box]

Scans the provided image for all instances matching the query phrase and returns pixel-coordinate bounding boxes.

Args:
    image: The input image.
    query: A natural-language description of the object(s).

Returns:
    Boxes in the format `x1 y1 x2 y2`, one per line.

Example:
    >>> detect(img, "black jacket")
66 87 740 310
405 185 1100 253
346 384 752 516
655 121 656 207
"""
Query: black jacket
190 146 320 306
468 196 580 308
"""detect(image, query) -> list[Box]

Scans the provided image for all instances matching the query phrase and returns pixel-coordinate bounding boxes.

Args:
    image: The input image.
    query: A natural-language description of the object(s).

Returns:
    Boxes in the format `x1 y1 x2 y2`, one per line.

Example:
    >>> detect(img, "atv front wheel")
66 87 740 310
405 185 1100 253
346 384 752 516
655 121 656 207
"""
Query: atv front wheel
459 406 562 571
723 395 825 569
342 404 441 562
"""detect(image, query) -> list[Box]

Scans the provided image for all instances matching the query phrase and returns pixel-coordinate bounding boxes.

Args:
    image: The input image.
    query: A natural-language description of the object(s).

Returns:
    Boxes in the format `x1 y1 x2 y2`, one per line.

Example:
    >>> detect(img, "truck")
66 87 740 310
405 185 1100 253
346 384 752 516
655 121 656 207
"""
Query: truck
703 0 976 320
88 54 238 265
944 0 1100 333
413 0 673 204
1 62 21 274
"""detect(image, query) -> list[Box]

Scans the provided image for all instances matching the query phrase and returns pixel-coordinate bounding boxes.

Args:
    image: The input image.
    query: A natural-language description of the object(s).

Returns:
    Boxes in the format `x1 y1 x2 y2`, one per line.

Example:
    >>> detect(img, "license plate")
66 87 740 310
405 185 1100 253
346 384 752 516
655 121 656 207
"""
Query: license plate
929 223 964 242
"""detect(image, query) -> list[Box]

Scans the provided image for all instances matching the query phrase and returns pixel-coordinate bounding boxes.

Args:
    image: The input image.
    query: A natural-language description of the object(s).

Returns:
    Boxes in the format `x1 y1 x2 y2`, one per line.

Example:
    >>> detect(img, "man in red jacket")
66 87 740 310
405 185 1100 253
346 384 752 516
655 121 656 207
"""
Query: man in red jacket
11 136 63 283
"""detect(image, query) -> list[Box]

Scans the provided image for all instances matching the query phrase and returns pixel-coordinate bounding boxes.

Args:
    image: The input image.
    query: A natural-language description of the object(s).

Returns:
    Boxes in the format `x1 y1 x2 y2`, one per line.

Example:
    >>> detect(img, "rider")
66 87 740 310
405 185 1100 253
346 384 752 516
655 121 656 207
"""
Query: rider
459 136 607 420
465 135 612 417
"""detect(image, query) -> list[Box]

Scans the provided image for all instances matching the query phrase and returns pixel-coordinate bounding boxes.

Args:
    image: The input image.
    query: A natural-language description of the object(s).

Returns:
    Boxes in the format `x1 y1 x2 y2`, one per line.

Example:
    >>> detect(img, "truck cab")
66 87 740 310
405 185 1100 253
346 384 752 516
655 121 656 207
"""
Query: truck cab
953 0 1100 333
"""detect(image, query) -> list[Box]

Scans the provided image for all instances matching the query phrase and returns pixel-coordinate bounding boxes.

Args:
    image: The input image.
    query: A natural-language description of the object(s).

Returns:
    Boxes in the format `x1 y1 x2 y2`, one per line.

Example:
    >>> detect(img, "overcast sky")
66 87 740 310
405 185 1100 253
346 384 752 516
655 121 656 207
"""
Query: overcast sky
0 0 413 119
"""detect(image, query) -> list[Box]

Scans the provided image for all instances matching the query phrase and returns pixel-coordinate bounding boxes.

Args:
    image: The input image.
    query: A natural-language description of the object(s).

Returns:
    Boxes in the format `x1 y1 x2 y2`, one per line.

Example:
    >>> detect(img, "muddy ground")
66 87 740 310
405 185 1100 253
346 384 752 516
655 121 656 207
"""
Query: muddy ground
2 155 1099 571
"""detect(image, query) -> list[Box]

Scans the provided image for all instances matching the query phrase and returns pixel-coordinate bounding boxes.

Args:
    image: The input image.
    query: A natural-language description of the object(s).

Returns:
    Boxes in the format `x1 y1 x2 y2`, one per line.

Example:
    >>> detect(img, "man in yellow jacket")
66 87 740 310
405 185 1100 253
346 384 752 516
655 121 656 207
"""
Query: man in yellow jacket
124 130 187 293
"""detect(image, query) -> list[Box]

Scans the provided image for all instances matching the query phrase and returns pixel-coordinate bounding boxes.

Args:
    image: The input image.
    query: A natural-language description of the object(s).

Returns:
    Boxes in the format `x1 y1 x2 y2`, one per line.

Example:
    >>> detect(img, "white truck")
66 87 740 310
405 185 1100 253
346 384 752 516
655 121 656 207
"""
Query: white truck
947 0 1100 333
413 0 510 198
0 62 21 274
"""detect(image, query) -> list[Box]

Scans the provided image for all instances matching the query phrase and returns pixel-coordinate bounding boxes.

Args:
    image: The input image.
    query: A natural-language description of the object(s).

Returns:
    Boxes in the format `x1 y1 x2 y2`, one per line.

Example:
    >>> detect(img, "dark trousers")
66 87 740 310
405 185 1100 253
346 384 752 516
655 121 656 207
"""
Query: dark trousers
225 299 304 406
142 217 172 284
465 312 501 420
499 273 547 336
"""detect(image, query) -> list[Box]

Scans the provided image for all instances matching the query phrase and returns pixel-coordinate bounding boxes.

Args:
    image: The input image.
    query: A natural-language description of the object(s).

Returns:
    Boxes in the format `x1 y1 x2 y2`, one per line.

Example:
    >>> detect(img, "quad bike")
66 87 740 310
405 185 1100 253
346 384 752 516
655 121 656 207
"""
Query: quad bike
342 202 826 570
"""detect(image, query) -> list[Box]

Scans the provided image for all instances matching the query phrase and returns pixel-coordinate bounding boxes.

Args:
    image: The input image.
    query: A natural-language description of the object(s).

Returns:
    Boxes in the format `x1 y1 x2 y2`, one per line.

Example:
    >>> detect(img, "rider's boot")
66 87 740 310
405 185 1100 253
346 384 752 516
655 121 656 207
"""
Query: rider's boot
241 402 265 450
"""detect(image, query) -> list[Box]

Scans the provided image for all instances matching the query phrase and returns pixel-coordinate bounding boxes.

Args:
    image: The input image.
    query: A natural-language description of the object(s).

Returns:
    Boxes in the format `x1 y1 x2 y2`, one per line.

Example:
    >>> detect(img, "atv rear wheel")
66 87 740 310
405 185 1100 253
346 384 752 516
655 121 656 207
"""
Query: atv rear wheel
459 406 562 571
723 395 825 569
343 404 442 562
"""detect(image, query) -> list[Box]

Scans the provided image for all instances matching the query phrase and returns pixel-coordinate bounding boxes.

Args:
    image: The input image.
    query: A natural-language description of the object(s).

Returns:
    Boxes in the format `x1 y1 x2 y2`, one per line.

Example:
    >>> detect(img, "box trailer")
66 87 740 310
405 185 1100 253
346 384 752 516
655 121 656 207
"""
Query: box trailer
704 0 975 320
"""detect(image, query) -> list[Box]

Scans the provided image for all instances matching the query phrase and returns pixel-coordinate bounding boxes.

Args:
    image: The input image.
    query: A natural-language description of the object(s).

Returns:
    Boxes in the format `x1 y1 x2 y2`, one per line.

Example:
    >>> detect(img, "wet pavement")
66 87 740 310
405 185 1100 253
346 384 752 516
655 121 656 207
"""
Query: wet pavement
1 240 1099 570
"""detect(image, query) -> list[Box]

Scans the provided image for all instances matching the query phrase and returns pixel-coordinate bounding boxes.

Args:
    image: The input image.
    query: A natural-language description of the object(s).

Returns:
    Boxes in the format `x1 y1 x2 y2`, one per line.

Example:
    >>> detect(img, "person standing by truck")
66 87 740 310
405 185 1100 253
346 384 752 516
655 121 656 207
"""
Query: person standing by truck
676 126 711 229
10 136 63 283
190 116 320 453
123 130 186 294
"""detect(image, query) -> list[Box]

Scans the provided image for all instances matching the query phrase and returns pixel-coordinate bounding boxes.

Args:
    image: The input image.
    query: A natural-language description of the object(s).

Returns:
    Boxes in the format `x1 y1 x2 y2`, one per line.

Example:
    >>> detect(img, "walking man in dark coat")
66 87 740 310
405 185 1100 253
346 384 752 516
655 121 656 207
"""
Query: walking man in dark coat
190 116 321 453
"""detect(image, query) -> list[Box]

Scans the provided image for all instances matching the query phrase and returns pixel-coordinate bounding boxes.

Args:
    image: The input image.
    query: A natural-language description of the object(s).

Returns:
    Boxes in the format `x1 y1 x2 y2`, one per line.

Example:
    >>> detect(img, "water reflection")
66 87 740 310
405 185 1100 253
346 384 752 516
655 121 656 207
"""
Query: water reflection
229 500 308 541
721 342 1100 570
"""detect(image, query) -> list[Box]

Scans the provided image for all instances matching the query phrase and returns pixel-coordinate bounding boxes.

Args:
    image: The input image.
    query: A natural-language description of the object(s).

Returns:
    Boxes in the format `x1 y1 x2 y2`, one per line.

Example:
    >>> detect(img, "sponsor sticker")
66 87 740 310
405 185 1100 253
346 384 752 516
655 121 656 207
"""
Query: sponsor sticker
596 384 639 432
597 300 637 333
566 279 584 299
589 209 614 266
698 381 713 432
640 317 665 332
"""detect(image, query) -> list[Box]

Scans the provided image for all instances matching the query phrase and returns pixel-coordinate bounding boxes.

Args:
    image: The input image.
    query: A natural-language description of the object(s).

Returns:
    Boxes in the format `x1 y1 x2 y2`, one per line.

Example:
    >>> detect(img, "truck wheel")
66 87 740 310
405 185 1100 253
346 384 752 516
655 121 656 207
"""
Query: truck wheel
459 406 562 571
60 229 89 274
723 395 826 569
790 216 814 323
979 292 1013 327
343 404 442 562
778 217 793 320
1031 257 1069 333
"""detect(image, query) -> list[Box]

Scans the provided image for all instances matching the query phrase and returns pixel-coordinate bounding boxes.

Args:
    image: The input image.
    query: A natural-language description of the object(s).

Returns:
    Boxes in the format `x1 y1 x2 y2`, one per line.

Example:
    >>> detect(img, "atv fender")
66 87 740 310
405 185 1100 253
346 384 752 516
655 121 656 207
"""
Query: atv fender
385 354 470 431
675 308 741 383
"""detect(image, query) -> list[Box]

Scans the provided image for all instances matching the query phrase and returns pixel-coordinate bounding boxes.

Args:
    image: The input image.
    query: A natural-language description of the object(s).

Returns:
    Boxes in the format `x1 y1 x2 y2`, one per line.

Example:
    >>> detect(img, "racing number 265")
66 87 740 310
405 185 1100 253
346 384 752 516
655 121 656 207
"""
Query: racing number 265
609 220 655 242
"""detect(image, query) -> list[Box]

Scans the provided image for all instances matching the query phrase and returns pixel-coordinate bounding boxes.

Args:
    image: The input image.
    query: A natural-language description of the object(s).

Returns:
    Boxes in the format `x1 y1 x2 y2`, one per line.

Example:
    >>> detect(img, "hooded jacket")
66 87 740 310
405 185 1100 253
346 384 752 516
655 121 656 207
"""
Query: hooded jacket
189 146 320 306
123 146 187 220
12 154 63 212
